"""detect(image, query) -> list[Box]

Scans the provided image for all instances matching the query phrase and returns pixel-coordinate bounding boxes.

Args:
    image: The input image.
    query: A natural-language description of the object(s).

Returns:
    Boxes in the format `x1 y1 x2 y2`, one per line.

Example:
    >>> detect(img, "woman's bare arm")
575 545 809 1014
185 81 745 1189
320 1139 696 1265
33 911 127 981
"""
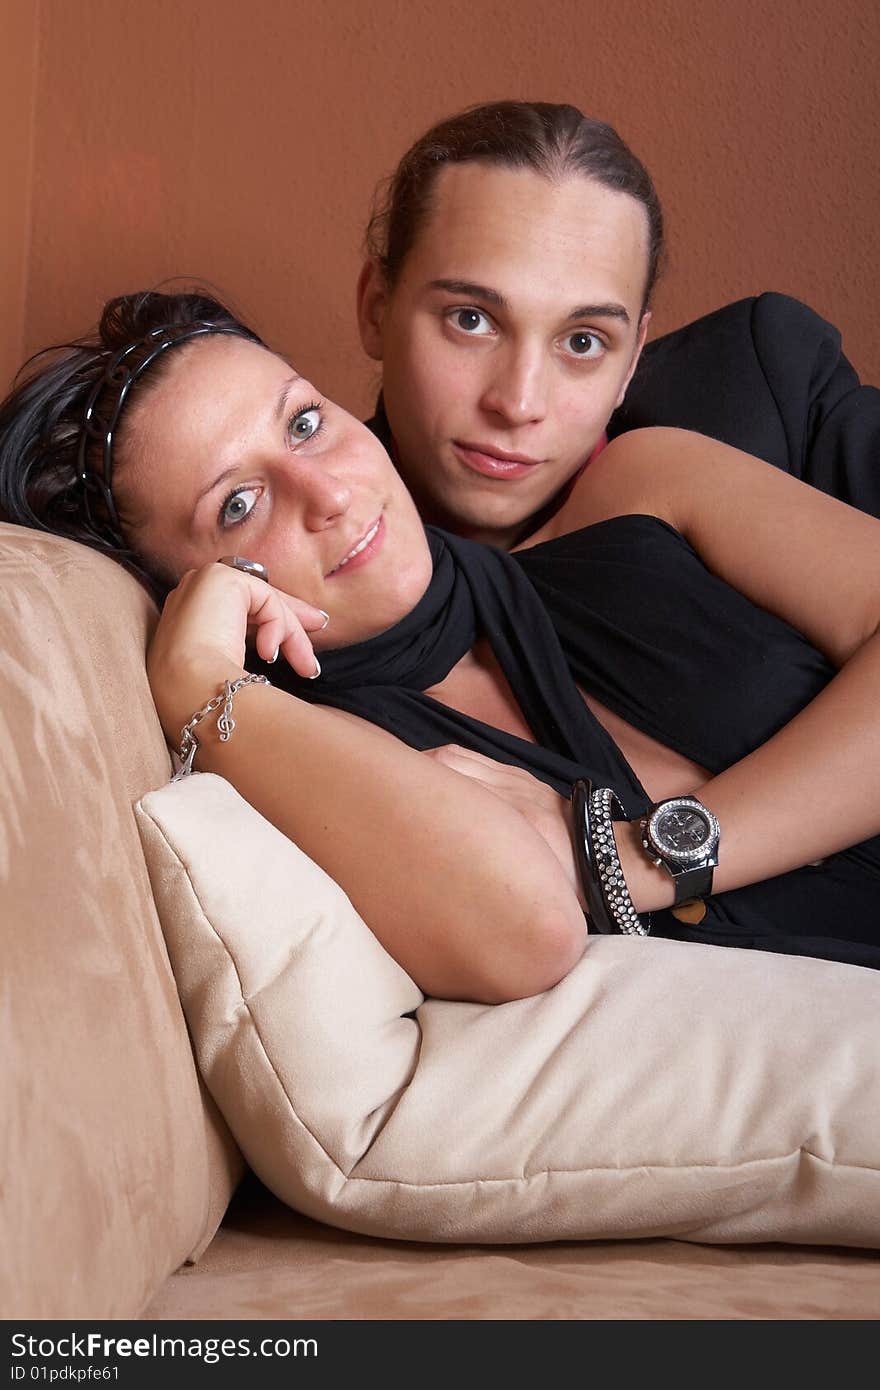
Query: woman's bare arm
147 564 586 1003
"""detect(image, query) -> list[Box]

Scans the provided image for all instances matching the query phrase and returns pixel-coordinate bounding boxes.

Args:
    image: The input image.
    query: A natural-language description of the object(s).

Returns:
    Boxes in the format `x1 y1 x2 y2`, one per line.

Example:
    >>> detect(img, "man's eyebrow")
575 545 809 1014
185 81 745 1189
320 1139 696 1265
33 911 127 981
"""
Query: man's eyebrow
429 279 630 326
428 278 507 308
567 302 631 326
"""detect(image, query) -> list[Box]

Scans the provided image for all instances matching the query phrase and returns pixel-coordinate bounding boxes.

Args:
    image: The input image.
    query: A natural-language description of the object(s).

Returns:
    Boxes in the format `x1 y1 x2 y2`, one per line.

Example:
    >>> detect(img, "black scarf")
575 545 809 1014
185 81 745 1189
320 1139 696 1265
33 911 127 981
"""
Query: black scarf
262 520 880 966
267 528 647 810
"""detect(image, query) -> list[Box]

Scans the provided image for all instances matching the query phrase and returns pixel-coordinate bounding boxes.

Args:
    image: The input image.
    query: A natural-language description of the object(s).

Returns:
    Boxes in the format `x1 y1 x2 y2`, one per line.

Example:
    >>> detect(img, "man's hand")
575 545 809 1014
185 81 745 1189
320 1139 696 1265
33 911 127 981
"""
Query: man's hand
423 744 584 908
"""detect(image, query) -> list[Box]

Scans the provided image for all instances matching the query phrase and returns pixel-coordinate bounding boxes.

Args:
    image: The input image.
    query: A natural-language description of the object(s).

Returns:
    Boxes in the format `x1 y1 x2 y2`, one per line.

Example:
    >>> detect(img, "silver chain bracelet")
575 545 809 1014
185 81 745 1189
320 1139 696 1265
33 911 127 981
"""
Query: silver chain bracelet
171 672 270 781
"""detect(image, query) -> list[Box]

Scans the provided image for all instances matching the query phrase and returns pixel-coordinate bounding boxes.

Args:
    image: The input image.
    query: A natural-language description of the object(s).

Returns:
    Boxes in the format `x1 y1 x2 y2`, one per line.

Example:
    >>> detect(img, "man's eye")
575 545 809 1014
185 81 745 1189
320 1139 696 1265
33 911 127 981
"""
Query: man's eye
564 332 604 358
450 308 493 335
220 487 260 528
288 406 322 444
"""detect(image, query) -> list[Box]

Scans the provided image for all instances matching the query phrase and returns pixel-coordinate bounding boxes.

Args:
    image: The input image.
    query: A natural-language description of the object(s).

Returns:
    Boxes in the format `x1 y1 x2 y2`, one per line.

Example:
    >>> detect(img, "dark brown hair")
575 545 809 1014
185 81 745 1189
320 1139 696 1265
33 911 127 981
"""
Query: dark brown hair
366 100 664 313
0 288 262 597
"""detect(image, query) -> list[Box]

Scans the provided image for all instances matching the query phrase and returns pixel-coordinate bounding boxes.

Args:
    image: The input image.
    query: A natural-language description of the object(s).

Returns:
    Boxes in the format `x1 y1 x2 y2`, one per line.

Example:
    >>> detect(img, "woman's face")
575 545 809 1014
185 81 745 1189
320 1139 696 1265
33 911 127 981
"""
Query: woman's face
115 335 434 648
359 163 651 548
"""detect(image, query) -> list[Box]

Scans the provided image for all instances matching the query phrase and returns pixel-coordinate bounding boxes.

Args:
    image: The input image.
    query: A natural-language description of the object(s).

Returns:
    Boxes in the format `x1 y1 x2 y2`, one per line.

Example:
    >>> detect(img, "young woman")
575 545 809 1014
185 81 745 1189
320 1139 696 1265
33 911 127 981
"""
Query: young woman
2 290 879 1006
358 101 880 544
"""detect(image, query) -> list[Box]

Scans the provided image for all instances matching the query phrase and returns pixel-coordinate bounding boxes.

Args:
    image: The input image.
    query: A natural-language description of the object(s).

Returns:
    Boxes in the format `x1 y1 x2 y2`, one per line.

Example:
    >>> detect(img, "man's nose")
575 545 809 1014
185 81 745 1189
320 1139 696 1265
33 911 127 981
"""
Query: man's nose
478 345 548 426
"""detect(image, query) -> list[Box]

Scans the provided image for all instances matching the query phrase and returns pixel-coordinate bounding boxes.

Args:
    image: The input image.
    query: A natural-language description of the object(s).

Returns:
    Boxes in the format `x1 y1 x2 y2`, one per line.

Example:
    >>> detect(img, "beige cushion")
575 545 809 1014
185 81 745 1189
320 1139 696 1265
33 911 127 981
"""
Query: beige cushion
0 525 242 1321
136 771 880 1248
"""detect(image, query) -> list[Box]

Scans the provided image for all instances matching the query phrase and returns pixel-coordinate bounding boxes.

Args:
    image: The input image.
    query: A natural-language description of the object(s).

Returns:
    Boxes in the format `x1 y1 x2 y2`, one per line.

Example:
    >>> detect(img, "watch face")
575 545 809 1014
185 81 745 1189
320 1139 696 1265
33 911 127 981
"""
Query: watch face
648 800 719 862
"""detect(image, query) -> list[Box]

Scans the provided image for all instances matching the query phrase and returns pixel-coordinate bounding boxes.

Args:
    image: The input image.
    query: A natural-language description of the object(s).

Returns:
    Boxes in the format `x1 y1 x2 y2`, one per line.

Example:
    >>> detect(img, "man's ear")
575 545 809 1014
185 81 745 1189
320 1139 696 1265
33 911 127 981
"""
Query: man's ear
357 258 389 362
615 310 651 408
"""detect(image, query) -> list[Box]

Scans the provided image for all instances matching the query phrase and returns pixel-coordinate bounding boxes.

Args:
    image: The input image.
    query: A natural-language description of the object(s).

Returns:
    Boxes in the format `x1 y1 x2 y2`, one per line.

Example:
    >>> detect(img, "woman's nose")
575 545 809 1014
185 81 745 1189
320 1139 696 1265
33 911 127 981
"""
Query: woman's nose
478 345 548 426
299 466 352 530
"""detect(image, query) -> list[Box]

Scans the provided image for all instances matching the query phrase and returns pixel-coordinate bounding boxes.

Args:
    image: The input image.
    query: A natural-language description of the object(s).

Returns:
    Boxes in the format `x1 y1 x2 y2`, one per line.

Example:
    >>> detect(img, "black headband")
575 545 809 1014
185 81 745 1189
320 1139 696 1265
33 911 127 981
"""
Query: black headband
76 321 254 536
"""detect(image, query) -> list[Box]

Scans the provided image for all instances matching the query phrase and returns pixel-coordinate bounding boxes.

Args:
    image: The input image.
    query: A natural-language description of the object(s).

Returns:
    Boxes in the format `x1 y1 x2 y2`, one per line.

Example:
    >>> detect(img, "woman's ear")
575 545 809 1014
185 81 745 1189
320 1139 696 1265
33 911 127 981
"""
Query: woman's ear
615 310 651 409
356 259 389 361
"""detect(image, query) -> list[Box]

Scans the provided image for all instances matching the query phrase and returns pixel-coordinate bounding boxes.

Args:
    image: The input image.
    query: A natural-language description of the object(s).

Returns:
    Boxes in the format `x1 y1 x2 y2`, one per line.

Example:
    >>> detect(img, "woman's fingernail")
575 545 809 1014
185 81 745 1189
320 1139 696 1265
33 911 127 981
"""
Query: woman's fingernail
309 657 321 680
318 610 330 630
268 646 279 664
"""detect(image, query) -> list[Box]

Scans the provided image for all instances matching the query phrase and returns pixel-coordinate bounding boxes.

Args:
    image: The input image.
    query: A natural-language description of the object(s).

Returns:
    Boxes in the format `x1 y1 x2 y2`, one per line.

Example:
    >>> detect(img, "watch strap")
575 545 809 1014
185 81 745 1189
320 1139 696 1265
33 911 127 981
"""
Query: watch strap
671 862 715 907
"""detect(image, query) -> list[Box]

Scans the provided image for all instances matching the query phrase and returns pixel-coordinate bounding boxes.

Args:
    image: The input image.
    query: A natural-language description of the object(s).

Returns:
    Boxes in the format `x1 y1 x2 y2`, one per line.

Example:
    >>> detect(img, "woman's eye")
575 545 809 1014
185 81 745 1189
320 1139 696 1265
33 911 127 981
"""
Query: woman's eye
450 308 493 335
219 487 260 528
564 331 604 359
288 406 322 444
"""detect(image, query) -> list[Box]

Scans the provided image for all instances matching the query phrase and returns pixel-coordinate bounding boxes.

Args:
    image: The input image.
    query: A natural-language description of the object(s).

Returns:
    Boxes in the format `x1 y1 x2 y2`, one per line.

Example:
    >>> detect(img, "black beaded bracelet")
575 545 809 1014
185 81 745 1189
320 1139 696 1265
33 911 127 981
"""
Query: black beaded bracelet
570 779 651 937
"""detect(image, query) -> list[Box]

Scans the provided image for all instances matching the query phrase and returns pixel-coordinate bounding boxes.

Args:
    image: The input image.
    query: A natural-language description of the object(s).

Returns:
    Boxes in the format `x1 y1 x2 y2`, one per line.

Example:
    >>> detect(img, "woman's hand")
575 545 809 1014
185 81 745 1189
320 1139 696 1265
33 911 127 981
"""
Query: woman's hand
147 561 328 742
423 745 585 908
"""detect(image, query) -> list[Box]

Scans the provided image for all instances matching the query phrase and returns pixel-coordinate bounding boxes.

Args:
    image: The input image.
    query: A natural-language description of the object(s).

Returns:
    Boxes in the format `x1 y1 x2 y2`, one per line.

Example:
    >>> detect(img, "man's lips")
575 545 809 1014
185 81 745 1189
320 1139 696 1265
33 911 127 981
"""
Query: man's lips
326 514 384 577
452 441 544 479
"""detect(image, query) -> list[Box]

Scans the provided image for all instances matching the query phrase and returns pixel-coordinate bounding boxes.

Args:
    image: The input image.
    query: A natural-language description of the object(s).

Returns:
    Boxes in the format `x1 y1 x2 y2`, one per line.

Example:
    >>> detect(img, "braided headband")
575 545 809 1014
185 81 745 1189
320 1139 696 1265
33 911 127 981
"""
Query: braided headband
76 321 254 535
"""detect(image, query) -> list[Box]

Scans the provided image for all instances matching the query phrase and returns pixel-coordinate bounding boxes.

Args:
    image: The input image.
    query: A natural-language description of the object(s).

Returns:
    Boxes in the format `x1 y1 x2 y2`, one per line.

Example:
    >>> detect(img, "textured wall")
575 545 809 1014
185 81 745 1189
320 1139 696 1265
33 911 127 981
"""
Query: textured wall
0 0 39 392
11 0 880 411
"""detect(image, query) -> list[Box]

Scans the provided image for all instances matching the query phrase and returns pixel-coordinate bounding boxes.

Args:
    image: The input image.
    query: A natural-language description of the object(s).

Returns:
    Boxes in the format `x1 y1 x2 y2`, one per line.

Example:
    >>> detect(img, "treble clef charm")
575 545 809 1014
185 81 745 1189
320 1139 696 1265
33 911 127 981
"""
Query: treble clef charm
217 681 235 741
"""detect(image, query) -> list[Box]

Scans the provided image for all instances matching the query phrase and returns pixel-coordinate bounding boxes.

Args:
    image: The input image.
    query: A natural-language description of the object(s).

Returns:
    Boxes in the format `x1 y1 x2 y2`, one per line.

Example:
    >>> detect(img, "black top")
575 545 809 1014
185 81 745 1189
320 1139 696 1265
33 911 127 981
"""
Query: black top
609 293 880 518
265 517 880 971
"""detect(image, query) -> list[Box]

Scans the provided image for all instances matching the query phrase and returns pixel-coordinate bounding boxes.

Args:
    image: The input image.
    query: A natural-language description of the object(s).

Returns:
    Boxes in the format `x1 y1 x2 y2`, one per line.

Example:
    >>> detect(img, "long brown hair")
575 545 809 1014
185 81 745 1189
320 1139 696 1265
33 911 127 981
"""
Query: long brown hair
366 100 664 312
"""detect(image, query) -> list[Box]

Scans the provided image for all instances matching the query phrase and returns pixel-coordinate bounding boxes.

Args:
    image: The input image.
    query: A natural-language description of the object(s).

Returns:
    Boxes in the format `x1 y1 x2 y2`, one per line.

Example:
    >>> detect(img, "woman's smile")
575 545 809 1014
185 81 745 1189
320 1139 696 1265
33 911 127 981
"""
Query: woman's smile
115 335 433 646
326 513 386 577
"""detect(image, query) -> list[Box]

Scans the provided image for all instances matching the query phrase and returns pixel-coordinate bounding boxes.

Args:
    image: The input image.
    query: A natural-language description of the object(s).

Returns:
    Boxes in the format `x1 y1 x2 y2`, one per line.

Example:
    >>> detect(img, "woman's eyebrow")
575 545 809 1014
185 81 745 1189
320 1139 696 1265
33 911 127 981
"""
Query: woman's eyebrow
191 374 304 516
193 464 241 509
274 373 303 421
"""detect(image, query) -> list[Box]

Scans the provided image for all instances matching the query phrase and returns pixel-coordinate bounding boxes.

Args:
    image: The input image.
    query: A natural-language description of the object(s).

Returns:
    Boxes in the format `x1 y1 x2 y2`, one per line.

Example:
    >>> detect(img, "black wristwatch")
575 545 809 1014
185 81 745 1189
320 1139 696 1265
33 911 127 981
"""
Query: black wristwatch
639 796 720 907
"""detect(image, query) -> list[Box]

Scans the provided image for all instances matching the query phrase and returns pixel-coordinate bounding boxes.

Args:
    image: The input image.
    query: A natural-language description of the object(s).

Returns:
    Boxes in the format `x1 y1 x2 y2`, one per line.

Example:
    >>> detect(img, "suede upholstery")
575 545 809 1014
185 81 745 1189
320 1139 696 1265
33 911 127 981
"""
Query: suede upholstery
0 524 242 1320
3 521 879 1321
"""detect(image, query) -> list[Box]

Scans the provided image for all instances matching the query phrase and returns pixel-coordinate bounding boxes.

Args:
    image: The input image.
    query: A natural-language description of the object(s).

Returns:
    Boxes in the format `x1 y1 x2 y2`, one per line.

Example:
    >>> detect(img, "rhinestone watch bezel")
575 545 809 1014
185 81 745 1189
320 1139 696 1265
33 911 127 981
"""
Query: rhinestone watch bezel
643 797 721 865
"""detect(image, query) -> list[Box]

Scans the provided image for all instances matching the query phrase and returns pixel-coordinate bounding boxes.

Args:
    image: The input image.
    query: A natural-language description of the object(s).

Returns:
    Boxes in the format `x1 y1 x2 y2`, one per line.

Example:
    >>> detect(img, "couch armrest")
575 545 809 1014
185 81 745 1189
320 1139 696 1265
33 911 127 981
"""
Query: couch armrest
0 525 242 1320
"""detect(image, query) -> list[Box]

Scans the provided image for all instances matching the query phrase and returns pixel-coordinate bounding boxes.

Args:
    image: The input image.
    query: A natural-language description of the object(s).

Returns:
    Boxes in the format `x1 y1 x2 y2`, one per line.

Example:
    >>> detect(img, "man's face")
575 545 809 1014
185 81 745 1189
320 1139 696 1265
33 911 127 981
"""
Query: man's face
359 162 650 548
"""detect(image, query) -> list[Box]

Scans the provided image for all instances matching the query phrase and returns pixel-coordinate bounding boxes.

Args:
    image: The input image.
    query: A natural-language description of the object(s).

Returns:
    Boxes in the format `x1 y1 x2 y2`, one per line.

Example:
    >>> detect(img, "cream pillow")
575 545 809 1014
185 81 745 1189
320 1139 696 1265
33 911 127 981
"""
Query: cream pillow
136 773 880 1247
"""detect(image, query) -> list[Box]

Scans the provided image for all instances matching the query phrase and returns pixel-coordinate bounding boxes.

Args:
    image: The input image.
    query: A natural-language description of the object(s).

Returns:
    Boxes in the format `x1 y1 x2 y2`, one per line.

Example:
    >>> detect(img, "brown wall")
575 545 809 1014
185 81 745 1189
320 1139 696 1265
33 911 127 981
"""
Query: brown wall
0 0 39 392
6 0 879 410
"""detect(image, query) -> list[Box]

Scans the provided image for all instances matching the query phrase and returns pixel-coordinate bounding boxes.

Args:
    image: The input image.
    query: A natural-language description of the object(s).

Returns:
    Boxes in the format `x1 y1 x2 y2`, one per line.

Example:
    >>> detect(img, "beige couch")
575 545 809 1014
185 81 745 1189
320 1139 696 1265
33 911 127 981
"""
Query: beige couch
3 520 880 1322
